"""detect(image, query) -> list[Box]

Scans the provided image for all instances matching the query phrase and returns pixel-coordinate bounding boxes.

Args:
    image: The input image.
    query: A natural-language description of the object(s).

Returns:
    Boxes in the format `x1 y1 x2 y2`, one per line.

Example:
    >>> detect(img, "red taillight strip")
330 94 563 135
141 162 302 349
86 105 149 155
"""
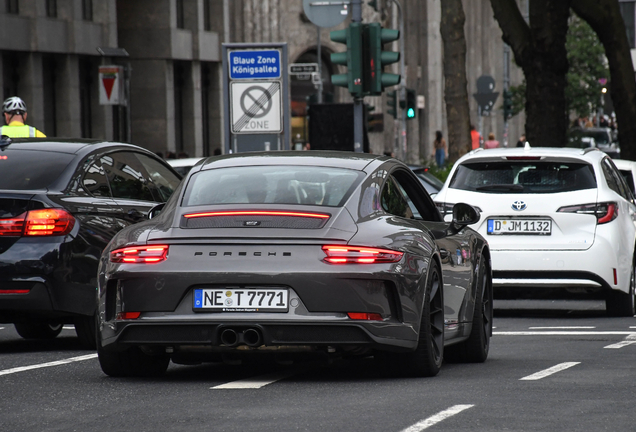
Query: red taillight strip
110 245 169 264
0 213 26 237
183 211 330 219
0 209 75 237
0 289 30 294
322 245 403 264
348 312 383 321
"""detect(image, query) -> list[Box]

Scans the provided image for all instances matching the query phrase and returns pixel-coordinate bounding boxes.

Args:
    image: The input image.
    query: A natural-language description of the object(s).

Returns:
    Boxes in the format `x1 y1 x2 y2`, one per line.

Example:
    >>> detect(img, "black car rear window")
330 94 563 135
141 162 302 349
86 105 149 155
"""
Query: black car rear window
182 165 363 207
0 149 74 190
449 161 597 194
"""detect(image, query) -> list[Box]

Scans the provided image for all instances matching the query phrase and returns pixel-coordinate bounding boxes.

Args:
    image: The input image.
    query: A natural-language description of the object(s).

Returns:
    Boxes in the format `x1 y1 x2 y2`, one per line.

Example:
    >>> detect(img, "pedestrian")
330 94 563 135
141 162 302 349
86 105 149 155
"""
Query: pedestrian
484 132 499 149
470 124 481 150
432 130 447 167
516 133 526 147
1 97 46 138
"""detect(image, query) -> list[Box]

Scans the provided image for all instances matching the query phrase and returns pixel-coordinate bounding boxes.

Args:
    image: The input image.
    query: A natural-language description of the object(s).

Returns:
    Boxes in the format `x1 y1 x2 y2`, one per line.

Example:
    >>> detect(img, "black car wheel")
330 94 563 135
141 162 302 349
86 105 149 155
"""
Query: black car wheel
98 343 170 378
606 257 636 317
74 313 97 349
445 255 492 363
14 322 63 340
403 262 444 377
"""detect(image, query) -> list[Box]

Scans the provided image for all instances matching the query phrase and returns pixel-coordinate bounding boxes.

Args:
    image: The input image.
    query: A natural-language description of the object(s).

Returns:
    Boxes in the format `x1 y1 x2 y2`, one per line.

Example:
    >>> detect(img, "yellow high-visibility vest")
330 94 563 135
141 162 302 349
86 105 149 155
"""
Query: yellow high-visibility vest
1 122 46 138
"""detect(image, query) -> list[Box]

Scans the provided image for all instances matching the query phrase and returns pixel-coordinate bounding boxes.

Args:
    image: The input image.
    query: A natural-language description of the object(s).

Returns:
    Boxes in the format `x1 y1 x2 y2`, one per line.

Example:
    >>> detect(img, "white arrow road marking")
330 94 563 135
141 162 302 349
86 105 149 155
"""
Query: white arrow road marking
0 354 98 377
604 333 636 349
211 369 301 389
400 405 475 432
520 362 580 381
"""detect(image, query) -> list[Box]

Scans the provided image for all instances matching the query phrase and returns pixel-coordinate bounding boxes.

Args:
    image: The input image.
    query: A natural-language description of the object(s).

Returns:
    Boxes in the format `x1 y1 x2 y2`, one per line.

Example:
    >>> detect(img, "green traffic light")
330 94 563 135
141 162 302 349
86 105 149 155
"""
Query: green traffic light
407 108 415 118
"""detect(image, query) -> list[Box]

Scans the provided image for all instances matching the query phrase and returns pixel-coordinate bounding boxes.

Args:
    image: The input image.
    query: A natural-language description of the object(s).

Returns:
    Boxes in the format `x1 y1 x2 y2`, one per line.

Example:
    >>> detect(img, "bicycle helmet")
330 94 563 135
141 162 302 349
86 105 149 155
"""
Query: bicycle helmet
3 96 27 114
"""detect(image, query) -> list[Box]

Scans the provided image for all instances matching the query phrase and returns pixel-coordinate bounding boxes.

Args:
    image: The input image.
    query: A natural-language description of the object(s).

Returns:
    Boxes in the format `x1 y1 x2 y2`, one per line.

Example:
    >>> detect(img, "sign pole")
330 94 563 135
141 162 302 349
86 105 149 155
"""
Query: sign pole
351 0 363 153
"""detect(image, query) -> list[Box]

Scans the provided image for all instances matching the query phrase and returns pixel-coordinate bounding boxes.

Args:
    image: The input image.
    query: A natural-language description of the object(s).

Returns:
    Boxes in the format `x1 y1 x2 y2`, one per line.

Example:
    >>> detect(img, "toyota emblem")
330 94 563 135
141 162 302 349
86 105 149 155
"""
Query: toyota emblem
511 200 527 211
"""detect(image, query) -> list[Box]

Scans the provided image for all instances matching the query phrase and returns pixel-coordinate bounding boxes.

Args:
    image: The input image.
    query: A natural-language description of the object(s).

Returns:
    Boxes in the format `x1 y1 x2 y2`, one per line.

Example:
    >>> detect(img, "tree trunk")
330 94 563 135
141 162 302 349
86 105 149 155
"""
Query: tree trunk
440 0 471 162
571 0 636 161
490 0 570 147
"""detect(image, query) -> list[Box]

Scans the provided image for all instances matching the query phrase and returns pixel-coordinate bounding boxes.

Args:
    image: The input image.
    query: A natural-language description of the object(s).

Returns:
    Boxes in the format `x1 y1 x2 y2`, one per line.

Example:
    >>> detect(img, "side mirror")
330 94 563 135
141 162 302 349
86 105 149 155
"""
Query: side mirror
148 203 166 220
452 202 480 225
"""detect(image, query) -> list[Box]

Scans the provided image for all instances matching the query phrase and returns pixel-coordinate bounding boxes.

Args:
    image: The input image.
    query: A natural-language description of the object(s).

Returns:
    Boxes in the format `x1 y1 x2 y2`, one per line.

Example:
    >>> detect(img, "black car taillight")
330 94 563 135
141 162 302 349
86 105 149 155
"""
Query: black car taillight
0 209 75 237
557 201 618 224
110 245 169 264
322 245 403 264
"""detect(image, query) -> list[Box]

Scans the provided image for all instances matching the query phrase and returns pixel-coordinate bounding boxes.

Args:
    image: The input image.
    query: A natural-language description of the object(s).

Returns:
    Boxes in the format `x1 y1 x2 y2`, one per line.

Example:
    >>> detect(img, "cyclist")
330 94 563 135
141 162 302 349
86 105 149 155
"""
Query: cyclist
1 96 46 138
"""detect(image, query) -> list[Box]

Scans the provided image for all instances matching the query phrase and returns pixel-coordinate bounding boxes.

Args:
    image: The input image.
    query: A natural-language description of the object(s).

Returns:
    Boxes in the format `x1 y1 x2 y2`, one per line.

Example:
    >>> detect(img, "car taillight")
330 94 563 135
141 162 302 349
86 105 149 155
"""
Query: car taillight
0 209 75 237
322 245 403 264
110 245 169 263
347 312 383 321
557 202 618 224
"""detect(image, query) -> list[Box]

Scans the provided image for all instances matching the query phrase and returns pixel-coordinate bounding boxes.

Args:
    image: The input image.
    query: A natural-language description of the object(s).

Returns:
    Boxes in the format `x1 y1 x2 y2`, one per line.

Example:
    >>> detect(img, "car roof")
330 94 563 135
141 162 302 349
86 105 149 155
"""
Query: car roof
1 138 150 155
456 146 607 163
167 157 205 168
197 150 387 171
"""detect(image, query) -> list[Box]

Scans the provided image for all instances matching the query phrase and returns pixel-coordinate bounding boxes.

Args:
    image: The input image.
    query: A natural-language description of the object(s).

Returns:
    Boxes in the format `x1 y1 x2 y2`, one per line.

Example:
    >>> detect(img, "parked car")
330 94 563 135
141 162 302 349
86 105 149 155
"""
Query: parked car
568 127 620 159
97 151 492 377
0 138 181 347
613 159 636 197
167 157 205 177
434 146 636 316
408 165 445 196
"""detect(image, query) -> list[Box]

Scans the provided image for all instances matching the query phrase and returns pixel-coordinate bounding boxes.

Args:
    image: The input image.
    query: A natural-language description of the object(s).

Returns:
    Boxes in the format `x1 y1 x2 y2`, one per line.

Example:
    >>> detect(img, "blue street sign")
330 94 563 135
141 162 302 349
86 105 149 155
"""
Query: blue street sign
229 49 281 80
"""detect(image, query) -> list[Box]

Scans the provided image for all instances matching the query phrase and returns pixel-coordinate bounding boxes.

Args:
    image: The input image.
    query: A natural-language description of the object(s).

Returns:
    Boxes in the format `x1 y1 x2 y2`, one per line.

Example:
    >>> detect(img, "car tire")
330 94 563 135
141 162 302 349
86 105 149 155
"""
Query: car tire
14 322 63 340
403 261 444 377
98 343 170 377
445 255 493 363
605 260 636 317
74 313 97 349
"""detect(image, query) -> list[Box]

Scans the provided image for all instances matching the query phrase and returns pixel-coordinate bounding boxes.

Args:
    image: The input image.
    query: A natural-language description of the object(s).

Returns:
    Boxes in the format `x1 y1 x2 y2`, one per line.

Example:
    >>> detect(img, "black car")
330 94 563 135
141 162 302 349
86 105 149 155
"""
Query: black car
0 138 181 347
97 151 492 378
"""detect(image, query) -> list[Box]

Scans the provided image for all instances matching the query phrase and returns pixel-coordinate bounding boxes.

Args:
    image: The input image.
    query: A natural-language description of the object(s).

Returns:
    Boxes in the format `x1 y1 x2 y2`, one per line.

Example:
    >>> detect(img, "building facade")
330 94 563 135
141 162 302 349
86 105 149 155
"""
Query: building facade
0 0 525 164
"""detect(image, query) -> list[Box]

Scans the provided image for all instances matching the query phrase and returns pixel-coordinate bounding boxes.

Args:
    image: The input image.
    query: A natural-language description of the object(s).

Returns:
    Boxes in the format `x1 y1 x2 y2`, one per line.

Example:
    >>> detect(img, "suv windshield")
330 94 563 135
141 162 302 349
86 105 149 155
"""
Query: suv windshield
449 161 597 194
0 149 74 190
183 165 363 207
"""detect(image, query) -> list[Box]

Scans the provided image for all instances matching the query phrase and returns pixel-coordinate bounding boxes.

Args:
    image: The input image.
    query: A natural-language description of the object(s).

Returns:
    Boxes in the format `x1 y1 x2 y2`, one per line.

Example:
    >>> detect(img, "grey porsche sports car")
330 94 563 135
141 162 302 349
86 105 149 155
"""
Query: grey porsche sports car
97 151 492 378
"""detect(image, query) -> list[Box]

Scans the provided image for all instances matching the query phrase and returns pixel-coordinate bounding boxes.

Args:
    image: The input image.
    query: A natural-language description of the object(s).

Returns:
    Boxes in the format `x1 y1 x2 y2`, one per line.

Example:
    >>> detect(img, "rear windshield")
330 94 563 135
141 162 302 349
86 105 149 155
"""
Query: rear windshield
0 149 74 190
182 165 364 207
449 161 597 194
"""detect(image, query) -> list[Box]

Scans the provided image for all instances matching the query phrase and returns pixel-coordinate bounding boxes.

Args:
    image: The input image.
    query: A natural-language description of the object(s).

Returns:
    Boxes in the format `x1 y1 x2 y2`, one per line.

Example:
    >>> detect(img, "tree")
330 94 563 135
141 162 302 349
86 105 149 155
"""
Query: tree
566 15 609 119
570 0 636 160
489 0 570 148
440 0 471 162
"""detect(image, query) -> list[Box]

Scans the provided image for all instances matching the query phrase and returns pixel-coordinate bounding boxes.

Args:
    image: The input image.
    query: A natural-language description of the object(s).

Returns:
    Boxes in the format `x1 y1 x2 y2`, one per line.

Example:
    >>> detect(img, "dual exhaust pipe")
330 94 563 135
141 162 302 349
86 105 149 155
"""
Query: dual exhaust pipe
220 328 263 347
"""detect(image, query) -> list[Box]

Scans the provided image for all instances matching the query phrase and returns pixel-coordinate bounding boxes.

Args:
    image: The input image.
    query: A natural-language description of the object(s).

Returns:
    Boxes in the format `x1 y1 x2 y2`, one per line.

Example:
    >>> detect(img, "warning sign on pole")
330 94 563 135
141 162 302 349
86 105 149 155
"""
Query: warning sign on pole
99 65 124 105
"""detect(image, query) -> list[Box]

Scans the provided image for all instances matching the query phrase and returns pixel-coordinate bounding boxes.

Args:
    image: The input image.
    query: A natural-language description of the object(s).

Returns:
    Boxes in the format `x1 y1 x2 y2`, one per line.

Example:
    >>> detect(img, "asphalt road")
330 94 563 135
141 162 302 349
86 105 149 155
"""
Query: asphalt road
0 300 634 432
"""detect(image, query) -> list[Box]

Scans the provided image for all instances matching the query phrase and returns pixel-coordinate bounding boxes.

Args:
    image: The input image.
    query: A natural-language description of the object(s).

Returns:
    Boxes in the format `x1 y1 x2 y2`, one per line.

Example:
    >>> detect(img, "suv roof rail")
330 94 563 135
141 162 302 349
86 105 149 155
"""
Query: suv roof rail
582 147 601 155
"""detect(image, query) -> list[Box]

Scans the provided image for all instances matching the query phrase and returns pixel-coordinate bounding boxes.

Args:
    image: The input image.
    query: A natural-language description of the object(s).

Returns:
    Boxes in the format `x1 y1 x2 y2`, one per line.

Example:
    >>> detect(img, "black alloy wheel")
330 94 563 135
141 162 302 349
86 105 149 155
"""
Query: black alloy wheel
403 262 444 377
14 321 63 340
445 255 493 363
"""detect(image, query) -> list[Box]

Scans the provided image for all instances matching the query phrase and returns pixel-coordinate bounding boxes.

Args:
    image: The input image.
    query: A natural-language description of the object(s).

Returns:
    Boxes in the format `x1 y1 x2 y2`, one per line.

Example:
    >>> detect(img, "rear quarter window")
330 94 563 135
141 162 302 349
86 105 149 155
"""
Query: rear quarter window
449 161 597 194
0 149 74 190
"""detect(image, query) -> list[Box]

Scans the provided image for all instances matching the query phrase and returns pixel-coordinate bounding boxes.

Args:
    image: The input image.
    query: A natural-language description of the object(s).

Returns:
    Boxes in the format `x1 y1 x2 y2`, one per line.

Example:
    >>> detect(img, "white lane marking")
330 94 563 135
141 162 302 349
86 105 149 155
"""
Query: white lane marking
630 326 636 329
0 327 4 330
0 354 98 377
495 331 634 336
62 325 75 330
400 405 474 432
211 369 300 389
528 326 595 329
604 333 636 349
520 362 580 381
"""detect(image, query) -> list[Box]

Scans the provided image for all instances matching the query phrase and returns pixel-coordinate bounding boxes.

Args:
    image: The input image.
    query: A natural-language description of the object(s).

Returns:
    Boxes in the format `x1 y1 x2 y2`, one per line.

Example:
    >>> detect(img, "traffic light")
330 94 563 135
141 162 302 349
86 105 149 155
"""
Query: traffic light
364 23 401 95
503 89 513 121
330 23 364 97
405 88 416 119
386 90 397 119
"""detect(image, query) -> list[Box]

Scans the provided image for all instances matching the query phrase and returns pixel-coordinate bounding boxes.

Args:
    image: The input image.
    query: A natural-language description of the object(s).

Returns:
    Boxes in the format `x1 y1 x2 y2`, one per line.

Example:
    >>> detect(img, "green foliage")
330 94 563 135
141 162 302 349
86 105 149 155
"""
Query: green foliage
507 83 526 118
566 14 609 117
422 159 453 183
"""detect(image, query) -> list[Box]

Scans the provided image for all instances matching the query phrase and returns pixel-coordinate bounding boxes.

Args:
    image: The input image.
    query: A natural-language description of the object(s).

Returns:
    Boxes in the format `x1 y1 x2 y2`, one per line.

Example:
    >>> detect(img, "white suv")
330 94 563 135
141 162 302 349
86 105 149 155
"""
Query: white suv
434 146 636 316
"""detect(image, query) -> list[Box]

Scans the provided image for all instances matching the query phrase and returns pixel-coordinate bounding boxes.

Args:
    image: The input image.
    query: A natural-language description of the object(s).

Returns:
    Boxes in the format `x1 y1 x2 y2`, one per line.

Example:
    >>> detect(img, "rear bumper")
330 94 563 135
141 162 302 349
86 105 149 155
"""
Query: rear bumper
99 320 419 352
491 241 628 293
